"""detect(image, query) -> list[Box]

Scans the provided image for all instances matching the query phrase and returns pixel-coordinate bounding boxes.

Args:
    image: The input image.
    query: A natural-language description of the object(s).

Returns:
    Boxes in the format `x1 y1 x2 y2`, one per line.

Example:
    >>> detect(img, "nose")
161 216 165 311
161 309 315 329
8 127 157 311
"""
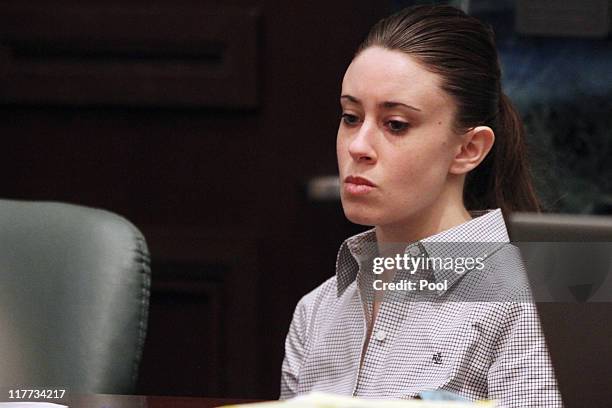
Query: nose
348 119 377 164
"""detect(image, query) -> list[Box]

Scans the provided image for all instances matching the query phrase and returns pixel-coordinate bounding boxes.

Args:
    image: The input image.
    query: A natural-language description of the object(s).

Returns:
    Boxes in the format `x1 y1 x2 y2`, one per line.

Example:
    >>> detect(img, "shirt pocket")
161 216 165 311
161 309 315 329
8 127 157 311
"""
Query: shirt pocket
385 318 491 395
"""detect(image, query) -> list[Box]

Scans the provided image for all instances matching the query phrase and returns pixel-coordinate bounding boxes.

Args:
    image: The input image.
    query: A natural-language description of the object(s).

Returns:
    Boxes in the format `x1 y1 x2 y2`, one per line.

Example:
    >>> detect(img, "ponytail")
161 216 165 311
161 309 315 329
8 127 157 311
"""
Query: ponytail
464 93 541 214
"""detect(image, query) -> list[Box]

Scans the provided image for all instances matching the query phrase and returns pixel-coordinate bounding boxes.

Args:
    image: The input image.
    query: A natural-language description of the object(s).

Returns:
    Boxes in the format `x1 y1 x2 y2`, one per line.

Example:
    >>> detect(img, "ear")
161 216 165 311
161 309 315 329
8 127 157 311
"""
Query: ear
449 126 495 175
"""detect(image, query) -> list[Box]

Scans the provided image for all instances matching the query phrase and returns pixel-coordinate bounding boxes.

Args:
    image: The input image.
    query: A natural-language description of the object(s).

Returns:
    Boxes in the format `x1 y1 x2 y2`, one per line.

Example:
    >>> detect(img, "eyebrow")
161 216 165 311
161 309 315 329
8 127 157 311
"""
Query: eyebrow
340 94 422 112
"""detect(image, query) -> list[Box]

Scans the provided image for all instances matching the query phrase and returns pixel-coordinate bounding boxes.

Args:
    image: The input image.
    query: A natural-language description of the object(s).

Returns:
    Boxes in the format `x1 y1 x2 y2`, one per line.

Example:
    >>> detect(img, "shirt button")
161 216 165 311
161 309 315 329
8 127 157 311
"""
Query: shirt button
374 330 387 341
408 246 420 256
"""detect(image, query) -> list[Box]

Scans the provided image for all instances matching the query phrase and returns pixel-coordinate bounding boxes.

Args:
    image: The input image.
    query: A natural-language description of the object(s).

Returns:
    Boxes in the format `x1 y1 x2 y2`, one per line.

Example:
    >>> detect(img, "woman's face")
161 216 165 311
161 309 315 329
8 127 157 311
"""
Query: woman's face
337 46 464 228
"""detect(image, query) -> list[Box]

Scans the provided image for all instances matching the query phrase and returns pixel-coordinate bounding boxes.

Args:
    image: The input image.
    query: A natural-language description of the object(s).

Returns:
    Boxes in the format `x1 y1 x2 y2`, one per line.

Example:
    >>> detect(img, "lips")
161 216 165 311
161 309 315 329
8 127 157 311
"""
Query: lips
344 175 376 195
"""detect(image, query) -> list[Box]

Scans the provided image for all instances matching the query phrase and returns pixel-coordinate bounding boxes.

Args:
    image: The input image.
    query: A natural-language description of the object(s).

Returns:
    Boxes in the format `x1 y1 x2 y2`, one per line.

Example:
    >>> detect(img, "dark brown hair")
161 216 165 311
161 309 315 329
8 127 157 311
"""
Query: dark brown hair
357 5 540 214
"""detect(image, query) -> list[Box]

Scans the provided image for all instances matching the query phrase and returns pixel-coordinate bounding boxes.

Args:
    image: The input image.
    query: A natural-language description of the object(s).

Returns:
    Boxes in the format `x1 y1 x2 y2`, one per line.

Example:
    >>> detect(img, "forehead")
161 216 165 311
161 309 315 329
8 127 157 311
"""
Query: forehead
342 47 451 112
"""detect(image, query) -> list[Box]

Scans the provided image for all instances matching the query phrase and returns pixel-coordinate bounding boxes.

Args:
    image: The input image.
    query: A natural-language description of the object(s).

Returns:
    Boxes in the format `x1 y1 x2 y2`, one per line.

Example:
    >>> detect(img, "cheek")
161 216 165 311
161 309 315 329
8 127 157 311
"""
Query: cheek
384 139 454 192
336 130 348 165
392 139 450 173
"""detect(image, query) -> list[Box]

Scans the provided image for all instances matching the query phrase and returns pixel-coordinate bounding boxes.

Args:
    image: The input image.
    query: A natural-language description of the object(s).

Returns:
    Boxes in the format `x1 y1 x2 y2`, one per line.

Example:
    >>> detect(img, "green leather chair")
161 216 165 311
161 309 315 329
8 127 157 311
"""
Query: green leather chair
0 199 151 394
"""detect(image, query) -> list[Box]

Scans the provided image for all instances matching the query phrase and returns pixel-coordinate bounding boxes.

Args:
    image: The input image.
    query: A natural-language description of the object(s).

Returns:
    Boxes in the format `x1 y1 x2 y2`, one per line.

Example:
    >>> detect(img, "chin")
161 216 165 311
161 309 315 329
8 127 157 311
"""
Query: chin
341 204 379 227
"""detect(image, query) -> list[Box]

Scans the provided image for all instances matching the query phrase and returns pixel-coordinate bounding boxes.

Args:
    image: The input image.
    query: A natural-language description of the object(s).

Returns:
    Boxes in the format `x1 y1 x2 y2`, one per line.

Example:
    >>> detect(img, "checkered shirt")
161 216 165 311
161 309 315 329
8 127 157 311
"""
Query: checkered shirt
280 209 562 407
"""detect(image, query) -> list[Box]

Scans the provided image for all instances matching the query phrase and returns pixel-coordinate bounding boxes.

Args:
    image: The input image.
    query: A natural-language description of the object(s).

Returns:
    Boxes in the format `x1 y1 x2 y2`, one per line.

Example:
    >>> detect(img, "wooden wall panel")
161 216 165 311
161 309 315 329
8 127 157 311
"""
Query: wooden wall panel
0 4 259 107
139 272 225 396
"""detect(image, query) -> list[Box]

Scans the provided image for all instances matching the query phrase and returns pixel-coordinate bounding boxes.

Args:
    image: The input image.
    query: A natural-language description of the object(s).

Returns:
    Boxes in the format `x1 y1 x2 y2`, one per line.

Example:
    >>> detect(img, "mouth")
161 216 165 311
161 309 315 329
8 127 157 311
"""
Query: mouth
344 175 376 195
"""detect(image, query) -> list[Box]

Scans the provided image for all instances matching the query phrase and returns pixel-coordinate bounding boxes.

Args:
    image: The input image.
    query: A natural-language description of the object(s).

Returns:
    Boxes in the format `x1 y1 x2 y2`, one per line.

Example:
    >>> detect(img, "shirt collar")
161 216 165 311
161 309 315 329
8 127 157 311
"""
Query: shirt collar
335 209 509 297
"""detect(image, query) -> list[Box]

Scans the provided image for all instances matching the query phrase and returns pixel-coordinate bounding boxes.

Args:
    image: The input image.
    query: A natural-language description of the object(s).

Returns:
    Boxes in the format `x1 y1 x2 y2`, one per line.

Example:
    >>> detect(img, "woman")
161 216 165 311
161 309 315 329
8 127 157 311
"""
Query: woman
280 5 561 407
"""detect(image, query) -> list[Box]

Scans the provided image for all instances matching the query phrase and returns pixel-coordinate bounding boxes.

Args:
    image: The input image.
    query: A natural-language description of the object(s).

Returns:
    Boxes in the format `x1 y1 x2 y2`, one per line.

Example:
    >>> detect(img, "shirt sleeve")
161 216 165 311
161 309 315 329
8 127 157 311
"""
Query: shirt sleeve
280 297 309 399
487 297 563 407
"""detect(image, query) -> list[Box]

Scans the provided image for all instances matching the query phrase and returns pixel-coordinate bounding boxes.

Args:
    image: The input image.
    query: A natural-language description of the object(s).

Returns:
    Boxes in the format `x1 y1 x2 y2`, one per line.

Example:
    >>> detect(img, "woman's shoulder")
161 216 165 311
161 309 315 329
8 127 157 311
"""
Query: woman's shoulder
457 242 532 303
294 275 341 313
489 243 531 293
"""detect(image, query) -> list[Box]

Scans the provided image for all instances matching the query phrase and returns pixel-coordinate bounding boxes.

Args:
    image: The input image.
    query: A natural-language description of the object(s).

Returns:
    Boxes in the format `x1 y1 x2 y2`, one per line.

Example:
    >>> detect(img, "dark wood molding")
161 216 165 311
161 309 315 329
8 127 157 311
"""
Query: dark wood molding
0 4 260 108
137 226 260 397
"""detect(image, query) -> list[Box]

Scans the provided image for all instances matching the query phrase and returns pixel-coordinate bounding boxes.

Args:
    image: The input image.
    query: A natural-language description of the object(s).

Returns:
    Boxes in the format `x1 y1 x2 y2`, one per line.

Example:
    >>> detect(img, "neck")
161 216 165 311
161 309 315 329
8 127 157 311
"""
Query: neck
375 184 471 248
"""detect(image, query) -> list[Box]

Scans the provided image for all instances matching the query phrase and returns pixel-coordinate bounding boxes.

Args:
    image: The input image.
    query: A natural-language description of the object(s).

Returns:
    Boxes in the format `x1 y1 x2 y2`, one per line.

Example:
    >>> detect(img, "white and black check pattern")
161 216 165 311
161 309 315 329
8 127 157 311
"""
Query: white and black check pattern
280 209 562 407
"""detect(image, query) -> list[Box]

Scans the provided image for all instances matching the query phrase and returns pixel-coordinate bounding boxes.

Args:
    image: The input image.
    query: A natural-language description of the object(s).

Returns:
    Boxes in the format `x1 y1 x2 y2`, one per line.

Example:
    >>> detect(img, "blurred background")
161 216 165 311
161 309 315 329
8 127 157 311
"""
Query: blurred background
0 0 610 400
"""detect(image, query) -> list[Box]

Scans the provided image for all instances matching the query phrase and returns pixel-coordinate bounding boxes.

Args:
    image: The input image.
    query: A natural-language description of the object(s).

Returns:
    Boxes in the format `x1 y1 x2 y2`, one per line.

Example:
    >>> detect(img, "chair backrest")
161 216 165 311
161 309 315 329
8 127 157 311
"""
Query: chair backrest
0 199 151 394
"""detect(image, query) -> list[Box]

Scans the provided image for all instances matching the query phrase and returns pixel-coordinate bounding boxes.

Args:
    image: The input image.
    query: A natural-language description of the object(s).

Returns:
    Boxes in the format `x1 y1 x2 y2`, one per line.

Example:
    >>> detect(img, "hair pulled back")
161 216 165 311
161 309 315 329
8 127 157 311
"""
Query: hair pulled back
357 5 540 214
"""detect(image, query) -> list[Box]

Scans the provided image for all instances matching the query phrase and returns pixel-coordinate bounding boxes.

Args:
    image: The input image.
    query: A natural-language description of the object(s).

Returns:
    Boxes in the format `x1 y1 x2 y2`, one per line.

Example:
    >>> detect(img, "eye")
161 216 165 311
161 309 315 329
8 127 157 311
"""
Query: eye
341 113 360 126
385 120 410 134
